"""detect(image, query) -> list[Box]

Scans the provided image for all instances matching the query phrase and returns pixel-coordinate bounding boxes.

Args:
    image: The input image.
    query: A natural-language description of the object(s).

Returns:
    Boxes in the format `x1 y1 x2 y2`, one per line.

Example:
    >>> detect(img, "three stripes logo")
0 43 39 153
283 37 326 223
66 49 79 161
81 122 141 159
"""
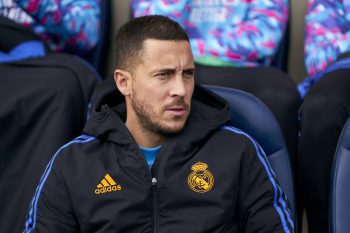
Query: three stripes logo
95 174 122 195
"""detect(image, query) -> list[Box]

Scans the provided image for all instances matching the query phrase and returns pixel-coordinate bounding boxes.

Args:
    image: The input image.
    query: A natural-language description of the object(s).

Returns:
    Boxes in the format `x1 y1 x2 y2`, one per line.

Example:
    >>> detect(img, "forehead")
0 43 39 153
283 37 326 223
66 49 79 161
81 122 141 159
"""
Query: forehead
140 39 194 68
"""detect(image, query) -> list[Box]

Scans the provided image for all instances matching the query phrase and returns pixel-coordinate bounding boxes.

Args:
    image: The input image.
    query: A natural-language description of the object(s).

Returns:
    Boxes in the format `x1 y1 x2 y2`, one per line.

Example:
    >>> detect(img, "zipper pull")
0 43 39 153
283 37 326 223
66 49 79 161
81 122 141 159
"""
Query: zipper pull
152 177 157 186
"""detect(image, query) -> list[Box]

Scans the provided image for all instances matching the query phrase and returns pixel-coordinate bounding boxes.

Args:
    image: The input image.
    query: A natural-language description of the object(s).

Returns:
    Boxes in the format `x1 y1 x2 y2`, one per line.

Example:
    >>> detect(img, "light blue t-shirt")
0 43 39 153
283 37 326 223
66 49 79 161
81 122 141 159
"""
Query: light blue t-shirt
140 145 161 168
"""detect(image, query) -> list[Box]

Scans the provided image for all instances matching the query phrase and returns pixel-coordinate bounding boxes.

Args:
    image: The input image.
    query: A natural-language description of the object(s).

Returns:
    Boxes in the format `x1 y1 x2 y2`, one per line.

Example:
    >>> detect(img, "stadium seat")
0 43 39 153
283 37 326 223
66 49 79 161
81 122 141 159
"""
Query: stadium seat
330 117 350 233
205 85 296 220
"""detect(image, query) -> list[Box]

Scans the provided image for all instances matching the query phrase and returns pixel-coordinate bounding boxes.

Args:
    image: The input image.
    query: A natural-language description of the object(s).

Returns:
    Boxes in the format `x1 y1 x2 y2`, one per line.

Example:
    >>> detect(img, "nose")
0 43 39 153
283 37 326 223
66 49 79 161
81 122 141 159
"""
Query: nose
169 75 187 97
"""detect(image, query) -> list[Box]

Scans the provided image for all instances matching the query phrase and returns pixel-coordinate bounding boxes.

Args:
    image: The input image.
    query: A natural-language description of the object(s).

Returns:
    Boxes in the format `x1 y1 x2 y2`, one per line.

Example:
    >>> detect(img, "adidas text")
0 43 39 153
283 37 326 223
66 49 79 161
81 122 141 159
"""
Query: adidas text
95 185 121 195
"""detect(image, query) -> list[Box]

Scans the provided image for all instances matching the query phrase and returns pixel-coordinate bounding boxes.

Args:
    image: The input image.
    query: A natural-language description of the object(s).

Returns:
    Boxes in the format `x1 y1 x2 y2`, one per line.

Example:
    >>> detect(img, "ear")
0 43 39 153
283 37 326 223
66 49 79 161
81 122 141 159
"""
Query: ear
114 69 131 96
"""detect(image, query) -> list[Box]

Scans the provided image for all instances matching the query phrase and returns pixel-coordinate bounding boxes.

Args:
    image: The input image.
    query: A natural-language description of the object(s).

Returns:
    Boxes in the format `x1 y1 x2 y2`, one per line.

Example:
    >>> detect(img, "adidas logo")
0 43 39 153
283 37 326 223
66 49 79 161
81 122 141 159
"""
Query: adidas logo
95 174 122 195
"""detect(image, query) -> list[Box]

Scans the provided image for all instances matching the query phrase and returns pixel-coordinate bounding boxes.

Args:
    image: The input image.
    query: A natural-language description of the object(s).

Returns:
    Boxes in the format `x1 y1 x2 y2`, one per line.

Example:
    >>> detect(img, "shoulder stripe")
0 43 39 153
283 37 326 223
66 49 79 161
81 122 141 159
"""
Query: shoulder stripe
222 126 294 233
24 135 96 233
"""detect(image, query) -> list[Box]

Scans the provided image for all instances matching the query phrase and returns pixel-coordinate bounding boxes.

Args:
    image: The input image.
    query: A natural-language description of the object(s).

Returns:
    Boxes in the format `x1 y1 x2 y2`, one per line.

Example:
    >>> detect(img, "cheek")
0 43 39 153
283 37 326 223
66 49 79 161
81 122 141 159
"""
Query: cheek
186 81 195 94
142 95 164 112
186 88 194 102
146 89 168 104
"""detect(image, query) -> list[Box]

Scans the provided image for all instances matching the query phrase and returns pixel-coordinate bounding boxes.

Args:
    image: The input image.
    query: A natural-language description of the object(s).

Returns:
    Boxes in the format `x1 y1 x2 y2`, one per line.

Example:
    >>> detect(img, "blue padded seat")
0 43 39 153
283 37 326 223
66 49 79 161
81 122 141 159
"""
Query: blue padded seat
330 117 350 233
205 85 296 219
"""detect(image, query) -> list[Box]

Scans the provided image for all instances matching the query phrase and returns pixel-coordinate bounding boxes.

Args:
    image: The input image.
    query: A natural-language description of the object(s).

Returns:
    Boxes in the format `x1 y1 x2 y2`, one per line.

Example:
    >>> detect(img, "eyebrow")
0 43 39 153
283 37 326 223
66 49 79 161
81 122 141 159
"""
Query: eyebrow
184 68 196 73
151 67 196 74
154 68 176 74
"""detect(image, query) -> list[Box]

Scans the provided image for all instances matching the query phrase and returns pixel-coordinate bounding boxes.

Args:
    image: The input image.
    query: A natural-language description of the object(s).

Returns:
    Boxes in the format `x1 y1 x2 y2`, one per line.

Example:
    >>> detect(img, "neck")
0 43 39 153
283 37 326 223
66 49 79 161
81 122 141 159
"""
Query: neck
125 120 166 148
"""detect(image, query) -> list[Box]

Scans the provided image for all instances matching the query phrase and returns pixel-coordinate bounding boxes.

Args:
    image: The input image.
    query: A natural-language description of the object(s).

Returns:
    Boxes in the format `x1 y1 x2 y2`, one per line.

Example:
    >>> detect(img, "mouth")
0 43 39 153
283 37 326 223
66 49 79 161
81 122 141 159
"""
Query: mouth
165 106 188 117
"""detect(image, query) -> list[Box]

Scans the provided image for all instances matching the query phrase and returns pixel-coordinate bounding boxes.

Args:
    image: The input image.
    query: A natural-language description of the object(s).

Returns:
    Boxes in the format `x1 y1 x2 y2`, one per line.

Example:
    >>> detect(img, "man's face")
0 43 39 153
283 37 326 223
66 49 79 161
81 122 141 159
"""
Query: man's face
128 39 195 136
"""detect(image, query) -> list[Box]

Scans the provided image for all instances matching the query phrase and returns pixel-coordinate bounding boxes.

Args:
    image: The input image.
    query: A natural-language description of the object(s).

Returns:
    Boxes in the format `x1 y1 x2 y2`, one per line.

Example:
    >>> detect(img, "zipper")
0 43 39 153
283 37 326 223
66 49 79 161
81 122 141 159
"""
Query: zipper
134 146 159 233
138 142 170 233
151 143 170 233
133 147 160 233
152 177 159 233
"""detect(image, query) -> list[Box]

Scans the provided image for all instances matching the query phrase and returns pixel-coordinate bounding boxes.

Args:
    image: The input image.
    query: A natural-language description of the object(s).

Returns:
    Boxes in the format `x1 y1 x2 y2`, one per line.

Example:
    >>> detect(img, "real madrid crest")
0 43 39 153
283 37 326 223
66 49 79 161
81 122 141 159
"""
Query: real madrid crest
188 162 214 193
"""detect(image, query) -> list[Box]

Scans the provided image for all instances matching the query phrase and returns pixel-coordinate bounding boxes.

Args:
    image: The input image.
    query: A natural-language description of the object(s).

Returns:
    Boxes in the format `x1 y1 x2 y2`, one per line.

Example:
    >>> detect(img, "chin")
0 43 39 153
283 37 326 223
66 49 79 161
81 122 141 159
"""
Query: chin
158 122 186 135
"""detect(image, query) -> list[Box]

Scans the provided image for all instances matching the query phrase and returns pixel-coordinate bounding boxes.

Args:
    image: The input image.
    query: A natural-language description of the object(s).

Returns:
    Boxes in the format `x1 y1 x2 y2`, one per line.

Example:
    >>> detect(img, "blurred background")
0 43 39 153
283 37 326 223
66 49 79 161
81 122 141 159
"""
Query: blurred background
105 0 308 84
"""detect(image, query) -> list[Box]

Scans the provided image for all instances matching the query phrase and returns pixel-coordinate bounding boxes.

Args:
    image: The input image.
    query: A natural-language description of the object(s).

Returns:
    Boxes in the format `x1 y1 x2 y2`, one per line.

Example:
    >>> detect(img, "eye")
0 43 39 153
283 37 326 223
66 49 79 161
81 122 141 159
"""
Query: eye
183 70 194 79
158 72 168 77
155 72 169 79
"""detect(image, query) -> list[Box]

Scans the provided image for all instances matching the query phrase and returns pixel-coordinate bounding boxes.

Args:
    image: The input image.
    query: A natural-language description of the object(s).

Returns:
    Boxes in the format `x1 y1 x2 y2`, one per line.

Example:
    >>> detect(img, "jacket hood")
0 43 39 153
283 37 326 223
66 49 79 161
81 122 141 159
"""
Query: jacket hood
84 84 231 146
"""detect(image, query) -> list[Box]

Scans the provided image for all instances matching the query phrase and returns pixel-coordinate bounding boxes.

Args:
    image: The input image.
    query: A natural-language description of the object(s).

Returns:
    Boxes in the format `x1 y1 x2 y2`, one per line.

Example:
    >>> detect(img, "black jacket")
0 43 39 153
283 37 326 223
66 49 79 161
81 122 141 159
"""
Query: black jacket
24 85 294 233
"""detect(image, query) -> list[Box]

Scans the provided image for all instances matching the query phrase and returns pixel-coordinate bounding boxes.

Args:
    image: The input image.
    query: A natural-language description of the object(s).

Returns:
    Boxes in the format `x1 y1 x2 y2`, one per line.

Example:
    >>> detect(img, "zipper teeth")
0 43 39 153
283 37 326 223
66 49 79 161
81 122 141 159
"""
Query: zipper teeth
145 143 169 232
138 148 158 232
153 178 158 233
150 145 167 233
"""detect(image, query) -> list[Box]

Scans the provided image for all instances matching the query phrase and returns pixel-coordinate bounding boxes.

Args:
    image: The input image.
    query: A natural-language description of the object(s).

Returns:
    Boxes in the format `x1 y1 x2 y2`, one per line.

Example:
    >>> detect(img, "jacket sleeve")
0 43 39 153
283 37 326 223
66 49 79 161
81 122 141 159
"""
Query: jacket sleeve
14 0 100 53
189 0 288 65
131 0 188 29
23 149 78 233
237 137 294 233
304 0 350 77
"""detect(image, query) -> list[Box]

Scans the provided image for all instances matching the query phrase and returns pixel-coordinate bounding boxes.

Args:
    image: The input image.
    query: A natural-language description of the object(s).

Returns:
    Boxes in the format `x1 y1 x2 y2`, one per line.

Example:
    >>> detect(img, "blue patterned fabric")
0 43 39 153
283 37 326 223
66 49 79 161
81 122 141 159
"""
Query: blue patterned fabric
132 0 288 68
299 0 350 96
0 0 100 54
305 0 350 77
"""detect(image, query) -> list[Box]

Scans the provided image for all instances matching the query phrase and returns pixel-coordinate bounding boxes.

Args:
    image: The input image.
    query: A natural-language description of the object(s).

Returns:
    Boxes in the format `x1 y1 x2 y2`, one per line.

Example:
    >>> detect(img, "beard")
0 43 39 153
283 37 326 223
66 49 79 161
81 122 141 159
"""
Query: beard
130 90 189 136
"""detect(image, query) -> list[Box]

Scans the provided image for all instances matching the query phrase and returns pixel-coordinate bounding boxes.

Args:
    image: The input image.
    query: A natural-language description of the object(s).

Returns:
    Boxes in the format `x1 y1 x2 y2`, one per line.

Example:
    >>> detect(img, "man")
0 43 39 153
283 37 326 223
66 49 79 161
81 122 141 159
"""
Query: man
132 0 301 169
24 15 294 233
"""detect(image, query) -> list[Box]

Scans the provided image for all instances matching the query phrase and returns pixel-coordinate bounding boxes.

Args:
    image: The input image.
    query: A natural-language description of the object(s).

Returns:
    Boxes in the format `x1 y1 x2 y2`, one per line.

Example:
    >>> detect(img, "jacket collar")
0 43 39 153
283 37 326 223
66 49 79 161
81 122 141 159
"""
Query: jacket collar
84 84 231 147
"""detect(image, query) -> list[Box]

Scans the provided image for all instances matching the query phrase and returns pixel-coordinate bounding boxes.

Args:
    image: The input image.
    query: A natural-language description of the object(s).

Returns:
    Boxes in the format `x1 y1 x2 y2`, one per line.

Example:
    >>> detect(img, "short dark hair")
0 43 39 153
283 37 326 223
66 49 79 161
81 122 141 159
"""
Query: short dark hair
114 15 190 72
